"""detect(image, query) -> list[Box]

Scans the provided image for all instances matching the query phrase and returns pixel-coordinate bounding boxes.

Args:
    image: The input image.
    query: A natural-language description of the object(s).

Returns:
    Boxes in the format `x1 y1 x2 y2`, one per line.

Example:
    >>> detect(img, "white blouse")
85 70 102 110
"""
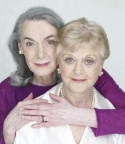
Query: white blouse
14 83 125 144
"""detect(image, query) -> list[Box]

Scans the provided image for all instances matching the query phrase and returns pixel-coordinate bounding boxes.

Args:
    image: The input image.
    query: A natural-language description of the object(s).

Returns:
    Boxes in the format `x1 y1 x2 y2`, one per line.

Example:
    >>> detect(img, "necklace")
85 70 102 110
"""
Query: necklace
59 83 95 108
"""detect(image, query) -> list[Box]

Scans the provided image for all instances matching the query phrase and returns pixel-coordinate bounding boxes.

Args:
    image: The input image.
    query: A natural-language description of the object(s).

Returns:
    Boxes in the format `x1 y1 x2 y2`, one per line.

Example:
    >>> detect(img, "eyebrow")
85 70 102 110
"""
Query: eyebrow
24 35 56 42
62 53 98 59
44 35 56 40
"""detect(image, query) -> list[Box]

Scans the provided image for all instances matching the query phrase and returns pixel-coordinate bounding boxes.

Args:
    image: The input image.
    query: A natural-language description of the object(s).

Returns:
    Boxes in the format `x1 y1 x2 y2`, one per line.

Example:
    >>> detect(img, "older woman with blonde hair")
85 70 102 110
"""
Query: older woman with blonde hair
14 17 125 144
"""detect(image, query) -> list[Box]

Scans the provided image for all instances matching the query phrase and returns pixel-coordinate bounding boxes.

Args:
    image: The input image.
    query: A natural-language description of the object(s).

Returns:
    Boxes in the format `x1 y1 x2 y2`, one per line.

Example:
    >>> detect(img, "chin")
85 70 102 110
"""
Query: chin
36 71 55 77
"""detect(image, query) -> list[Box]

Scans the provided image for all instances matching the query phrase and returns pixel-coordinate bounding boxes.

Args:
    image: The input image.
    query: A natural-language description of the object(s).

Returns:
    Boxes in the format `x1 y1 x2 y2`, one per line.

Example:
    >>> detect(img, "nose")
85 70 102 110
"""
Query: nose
36 44 46 59
74 62 84 75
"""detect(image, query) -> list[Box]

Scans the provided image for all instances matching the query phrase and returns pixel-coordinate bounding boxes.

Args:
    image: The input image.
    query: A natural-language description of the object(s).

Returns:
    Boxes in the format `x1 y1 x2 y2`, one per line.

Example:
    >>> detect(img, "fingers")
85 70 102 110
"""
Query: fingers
22 93 48 107
24 93 33 100
18 99 48 110
31 115 51 128
22 102 51 110
31 122 50 128
22 115 41 122
49 93 62 102
22 113 49 124
20 109 48 116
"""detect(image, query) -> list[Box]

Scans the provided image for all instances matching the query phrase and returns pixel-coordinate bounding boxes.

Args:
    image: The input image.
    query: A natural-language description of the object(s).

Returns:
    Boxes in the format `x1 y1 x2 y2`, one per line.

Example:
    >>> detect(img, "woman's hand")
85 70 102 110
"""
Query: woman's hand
20 93 76 128
3 93 48 144
20 93 97 128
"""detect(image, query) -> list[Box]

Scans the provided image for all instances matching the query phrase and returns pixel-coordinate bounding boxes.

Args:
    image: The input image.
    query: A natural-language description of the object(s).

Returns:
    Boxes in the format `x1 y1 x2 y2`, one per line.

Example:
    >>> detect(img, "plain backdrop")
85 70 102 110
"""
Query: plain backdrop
0 0 125 90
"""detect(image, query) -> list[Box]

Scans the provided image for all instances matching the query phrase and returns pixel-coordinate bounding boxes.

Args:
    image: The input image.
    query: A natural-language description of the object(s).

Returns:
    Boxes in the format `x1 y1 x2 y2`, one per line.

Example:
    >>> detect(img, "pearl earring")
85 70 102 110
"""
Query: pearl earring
57 68 60 74
99 71 103 76
19 50 22 54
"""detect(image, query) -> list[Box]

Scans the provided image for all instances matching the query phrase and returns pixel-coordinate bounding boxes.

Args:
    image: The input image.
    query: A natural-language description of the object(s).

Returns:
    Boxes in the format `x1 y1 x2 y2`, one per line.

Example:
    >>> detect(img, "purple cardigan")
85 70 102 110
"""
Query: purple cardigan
0 80 56 144
0 69 125 143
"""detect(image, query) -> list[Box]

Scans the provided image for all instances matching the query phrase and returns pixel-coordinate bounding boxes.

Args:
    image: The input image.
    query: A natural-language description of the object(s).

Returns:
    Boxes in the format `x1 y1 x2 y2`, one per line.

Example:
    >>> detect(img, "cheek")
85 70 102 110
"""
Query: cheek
23 52 33 63
23 50 35 68
47 49 56 59
59 63 69 76
92 71 99 79
59 63 74 79
88 67 101 80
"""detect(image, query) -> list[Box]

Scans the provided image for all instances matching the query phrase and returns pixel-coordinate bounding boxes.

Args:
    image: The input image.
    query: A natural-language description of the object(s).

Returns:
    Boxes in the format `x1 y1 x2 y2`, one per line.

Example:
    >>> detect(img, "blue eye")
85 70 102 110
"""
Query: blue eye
65 58 74 64
84 59 94 65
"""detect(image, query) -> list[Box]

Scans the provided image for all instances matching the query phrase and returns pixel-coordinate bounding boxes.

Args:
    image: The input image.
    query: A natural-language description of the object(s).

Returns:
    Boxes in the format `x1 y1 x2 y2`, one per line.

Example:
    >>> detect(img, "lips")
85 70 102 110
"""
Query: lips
71 78 87 83
35 62 49 67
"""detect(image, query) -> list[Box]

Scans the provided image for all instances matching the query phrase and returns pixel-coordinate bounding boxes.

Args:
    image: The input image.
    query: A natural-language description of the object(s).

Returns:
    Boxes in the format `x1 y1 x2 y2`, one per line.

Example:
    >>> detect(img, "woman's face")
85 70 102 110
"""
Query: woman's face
58 46 103 93
18 20 58 77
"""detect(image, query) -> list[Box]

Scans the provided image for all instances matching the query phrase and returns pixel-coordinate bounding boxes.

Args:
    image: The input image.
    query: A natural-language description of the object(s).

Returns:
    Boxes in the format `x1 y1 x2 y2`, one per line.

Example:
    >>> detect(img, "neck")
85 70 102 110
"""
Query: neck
60 84 95 108
32 72 56 86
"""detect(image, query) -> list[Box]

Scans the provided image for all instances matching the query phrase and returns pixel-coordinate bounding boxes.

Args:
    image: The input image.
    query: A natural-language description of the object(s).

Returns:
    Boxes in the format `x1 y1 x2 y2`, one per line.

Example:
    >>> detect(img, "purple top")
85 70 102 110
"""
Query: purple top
0 79 56 144
0 69 125 143
94 69 125 136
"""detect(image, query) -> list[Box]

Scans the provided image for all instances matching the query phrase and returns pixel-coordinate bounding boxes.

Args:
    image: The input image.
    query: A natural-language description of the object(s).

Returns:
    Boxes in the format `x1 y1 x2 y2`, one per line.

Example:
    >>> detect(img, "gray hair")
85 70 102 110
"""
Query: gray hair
9 6 64 87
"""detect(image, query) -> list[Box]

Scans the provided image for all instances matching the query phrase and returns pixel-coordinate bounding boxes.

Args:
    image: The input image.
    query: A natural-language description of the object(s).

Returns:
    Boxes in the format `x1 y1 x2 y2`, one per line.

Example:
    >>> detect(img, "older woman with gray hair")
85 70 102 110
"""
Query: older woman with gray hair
14 17 125 144
0 6 125 144
0 6 64 144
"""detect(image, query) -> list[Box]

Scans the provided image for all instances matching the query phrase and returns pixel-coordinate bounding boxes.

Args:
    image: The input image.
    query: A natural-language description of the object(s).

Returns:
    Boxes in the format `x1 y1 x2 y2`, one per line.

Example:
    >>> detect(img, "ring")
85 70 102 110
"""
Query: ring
41 115 45 123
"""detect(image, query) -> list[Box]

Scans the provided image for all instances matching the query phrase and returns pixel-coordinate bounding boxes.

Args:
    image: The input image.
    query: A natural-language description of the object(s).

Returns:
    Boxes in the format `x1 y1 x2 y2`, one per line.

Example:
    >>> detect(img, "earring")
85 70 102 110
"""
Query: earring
19 50 22 54
57 68 60 74
99 71 103 76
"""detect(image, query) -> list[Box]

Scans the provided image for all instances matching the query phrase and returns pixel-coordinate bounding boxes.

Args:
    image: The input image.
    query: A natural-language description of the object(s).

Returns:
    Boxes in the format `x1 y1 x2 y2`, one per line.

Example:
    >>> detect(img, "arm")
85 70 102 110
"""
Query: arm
0 78 29 144
3 95 48 144
94 68 125 136
20 94 97 128
3 94 33 144
0 81 10 144
0 85 47 144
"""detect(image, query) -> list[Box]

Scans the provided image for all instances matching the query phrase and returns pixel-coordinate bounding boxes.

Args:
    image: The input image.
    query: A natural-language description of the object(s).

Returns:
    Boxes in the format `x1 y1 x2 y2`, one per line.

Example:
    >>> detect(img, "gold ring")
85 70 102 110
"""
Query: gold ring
41 115 45 123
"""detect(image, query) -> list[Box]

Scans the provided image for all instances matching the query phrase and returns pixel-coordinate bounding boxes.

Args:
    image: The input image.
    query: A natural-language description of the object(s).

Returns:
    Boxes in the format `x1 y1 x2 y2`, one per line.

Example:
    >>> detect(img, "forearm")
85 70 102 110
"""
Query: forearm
95 69 125 108
3 122 16 144
71 107 97 128
0 122 15 144
93 108 125 136
3 135 15 144
94 69 125 136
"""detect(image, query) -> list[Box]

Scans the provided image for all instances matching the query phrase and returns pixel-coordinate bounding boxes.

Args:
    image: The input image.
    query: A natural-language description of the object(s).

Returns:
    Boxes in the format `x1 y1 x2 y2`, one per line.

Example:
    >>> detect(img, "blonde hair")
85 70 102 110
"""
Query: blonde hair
57 18 110 60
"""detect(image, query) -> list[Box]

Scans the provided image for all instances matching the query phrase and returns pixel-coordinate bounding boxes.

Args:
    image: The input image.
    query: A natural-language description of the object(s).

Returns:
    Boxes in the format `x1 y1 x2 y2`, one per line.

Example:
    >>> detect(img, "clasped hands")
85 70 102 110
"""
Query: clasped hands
3 92 76 144
20 93 75 128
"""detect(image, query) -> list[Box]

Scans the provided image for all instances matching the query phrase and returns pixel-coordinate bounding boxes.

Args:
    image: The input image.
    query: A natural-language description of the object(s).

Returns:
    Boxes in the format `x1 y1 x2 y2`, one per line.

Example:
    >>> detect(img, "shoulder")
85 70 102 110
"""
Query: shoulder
0 77 17 114
0 77 14 91
0 77 10 85
0 77 17 100
94 89 115 109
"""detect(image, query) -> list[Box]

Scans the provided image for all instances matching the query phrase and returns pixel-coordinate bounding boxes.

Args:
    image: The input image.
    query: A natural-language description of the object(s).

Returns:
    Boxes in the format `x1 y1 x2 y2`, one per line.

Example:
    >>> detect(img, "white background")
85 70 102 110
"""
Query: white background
0 0 125 90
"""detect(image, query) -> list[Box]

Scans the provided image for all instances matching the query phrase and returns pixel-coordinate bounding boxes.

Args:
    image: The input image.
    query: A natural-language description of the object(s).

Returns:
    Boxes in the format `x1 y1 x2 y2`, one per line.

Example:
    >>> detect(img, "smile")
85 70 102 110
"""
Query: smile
71 78 87 83
35 62 49 67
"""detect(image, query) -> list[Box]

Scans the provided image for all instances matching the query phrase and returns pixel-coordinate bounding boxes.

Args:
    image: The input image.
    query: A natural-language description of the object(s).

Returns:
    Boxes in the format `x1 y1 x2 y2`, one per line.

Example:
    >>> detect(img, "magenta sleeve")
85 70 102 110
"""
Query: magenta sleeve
93 69 125 136
0 86 8 144
0 78 15 144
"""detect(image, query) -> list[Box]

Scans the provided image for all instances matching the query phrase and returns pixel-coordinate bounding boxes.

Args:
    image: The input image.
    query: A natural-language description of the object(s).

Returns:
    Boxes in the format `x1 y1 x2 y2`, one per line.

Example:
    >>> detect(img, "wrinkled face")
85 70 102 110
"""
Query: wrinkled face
58 46 104 93
18 20 58 77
